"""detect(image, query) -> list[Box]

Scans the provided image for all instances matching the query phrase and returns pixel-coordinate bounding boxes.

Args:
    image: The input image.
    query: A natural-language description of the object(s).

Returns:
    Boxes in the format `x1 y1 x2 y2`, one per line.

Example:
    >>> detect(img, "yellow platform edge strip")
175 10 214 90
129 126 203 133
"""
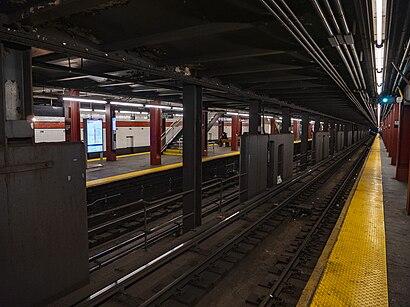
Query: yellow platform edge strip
86 151 240 188
298 135 388 307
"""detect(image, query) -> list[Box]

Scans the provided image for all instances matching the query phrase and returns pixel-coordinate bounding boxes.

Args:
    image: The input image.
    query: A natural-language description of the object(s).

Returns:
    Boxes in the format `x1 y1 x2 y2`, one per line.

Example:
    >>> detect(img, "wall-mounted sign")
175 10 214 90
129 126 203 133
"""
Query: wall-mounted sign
84 119 103 153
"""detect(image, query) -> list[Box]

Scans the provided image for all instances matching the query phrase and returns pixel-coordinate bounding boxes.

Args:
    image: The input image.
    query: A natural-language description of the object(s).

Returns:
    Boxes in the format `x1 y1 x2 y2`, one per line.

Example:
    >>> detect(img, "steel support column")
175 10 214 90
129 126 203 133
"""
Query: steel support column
231 115 239 151
300 113 309 170
218 120 224 139
183 84 203 231
64 89 81 142
281 108 290 133
150 105 162 165
293 120 298 141
105 102 116 161
202 111 208 157
344 124 349 148
396 89 410 181
323 119 329 132
249 101 261 134
391 103 400 165
270 118 277 134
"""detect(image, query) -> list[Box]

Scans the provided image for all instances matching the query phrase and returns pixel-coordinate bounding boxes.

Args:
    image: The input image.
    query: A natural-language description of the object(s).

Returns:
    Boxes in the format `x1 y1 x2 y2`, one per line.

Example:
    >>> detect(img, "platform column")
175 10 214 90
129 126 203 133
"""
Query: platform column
64 89 81 142
231 114 239 151
105 102 116 161
300 113 309 170
183 84 203 231
150 104 162 165
270 118 277 134
202 110 208 157
249 101 261 135
293 120 298 141
344 124 349 148
323 118 329 132
312 117 320 164
281 108 290 133
218 120 224 139
396 86 410 181
391 103 400 165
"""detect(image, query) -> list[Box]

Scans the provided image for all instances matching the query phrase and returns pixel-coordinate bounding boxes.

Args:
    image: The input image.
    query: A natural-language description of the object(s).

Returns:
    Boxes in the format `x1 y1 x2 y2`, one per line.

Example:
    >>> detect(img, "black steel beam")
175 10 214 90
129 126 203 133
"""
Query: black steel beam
103 23 254 51
182 84 203 232
203 64 305 77
249 101 261 134
159 49 285 66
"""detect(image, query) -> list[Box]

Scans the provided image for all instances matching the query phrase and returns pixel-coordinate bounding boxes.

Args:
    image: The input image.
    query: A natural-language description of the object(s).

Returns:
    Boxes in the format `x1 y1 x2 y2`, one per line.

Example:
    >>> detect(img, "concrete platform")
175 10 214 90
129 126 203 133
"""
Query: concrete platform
380 139 410 307
298 135 410 307
86 146 237 187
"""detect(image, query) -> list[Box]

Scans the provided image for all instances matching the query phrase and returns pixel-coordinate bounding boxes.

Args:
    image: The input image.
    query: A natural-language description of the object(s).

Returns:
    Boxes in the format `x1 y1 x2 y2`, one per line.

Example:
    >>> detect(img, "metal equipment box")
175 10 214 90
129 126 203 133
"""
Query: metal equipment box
314 132 330 162
0 142 88 306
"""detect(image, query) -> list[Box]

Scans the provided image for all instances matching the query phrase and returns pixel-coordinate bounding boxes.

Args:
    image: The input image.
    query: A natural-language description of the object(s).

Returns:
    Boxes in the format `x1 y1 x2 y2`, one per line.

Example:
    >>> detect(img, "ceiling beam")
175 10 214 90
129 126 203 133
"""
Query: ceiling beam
202 64 305 77
158 49 285 66
102 23 254 51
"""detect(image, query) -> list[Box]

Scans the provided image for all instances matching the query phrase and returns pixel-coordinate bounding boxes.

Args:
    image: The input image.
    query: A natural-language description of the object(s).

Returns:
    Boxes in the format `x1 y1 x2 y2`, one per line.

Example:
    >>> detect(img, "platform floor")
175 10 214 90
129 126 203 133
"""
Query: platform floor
380 139 410 307
298 135 405 306
86 146 238 187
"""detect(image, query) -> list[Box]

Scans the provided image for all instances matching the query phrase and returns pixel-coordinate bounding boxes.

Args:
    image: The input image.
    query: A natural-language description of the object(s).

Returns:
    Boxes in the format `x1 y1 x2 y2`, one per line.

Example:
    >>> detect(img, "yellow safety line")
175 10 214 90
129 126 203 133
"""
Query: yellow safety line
309 135 388 306
294 138 313 144
87 151 149 162
86 151 239 188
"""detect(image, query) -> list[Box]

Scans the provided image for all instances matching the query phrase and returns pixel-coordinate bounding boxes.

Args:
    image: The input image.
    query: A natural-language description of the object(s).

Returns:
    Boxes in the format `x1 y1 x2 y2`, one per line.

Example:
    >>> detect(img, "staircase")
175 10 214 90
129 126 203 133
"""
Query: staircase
161 118 183 155
162 113 222 155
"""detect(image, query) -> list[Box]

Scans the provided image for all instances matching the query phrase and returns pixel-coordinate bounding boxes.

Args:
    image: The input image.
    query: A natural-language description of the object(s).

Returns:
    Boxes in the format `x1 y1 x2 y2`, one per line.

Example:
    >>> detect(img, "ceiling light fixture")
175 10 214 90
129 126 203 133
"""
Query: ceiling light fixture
63 97 107 104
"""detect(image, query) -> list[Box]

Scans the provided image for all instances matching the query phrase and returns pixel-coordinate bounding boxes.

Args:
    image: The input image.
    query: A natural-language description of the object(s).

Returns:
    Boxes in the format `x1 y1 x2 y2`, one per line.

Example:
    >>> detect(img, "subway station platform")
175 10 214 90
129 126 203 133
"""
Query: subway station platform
298 135 410 306
86 146 238 187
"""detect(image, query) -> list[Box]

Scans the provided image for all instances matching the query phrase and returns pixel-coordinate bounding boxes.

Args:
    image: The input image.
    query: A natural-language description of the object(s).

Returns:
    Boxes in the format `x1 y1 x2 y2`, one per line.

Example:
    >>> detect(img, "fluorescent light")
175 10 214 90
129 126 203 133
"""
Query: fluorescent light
116 110 139 114
376 0 383 46
174 114 183 117
172 106 183 111
80 108 105 113
227 112 238 116
111 101 144 107
375 47 384 71
145 104 171 109
63 97 106 104
239 113 249 117
263 116 273 119
140 112 149 115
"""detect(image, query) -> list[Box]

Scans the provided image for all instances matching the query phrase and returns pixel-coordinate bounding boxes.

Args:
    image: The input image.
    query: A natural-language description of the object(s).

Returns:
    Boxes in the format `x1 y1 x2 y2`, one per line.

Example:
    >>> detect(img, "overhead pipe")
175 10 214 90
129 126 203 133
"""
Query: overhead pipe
391 37 410 93
272 0 375 123
261 0 375 124
311 0 376 122
276 0 375 124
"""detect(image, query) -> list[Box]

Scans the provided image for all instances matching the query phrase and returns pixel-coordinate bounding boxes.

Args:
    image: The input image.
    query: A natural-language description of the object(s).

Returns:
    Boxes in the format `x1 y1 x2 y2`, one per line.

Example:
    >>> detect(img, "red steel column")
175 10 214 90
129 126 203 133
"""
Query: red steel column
64 89 81 142
308 122 312 139
270 118 277 134
396 100 410 181
231 115 239 151
150 106 162 165
293 120 298 141
105 102 116 161
391 103 400 165
387 111 392 156
202 111 208 157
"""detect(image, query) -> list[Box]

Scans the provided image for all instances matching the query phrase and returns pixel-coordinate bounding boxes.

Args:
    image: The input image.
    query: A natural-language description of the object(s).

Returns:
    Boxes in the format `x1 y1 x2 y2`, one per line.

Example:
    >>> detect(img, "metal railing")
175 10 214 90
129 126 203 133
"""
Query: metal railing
161 118 183 152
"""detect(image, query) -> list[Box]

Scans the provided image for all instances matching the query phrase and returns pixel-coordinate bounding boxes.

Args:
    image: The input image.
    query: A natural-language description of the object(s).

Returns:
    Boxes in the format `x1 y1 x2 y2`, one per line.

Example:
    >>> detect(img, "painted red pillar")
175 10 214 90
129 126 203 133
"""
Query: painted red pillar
105 102 116 161
395 101 410 181
293 120 298 141
64 89 81 142
391 103 400 165
231 115 239 151
202 111 208 157
270 118 277 134
387 111 393 156
150 107 162 165
308 122 312 139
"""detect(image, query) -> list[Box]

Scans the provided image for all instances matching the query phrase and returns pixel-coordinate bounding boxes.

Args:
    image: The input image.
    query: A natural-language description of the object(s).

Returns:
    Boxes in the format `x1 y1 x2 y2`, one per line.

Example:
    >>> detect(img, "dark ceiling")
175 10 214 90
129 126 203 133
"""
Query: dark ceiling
1 0 408 125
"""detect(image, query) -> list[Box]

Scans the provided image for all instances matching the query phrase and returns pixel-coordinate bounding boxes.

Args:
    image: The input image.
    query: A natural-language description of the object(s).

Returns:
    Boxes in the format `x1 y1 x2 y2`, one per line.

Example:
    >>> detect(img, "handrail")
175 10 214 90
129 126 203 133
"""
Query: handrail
161 118 183 152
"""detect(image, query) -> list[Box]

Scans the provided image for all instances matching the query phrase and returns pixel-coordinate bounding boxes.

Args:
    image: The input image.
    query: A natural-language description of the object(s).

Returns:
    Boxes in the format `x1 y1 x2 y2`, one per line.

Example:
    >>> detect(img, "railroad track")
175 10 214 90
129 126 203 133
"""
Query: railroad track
73 137 371 306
